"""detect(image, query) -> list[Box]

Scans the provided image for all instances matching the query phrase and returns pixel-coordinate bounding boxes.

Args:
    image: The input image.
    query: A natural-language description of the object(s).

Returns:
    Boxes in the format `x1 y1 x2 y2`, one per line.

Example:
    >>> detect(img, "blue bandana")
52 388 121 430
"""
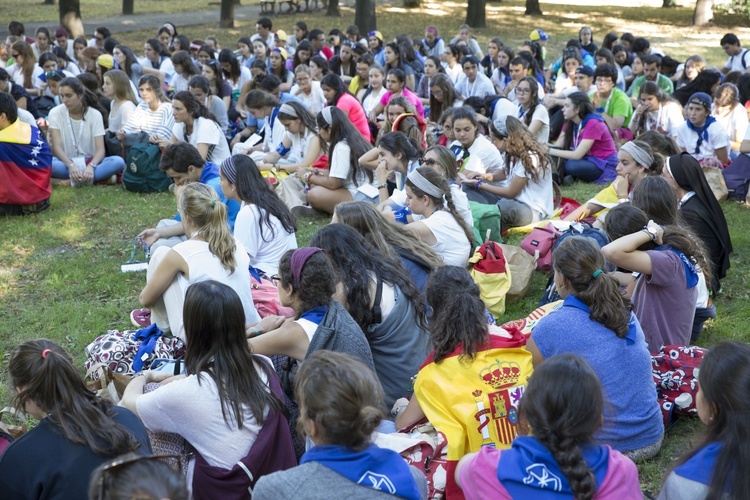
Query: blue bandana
686 116 717 156
655 246 699 289
673 443 730 491
497 436 609 498
302 444 421 500
300 306 327 325
562 295 638 344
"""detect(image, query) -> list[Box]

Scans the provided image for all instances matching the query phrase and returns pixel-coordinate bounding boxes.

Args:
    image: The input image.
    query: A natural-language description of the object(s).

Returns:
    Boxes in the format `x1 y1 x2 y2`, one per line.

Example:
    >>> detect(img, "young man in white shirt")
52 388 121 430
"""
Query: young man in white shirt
720 33 750 74
454 56 495 100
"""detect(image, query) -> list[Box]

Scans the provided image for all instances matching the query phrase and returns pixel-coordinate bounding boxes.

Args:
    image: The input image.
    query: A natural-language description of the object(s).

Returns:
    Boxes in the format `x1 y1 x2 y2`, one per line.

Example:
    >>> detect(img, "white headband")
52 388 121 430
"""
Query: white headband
322 106 333 126
407 169 443 198
279 103 297 117
620 142 654 170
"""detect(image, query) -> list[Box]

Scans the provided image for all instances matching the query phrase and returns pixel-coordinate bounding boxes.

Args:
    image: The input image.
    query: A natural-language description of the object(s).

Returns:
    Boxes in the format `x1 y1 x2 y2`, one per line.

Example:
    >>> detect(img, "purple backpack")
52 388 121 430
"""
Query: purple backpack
190 363 297 499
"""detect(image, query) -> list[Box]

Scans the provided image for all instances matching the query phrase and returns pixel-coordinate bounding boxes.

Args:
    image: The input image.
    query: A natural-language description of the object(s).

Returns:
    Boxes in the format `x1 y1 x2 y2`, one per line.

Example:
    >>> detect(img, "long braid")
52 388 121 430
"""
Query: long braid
443 184 474 248
535 432 596 500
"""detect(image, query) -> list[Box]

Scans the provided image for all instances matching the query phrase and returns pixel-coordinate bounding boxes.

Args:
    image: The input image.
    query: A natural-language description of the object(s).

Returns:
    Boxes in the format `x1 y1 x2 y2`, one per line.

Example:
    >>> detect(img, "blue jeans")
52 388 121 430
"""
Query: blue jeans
51 156 125 182
564 159 603 182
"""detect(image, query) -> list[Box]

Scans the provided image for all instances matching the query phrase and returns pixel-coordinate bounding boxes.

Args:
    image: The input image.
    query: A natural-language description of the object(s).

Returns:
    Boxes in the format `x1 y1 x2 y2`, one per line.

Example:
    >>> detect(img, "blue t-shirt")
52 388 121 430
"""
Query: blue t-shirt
531 295 663 452
173 161 240 231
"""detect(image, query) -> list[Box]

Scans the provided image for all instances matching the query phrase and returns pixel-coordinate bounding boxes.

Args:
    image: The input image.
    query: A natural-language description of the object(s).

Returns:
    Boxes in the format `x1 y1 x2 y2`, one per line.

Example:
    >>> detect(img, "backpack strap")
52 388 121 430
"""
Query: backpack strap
371 275 383 325
742 49 749 70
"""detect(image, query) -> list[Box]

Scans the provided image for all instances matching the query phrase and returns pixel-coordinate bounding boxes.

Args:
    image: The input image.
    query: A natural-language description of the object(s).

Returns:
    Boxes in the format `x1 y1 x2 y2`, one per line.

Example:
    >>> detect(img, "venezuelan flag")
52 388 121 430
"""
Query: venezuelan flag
0 120 52 206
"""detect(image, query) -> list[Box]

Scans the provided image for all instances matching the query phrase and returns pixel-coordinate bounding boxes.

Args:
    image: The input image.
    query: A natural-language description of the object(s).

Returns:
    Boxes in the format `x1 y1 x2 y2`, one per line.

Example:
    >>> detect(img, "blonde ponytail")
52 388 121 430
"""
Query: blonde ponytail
179 184 237 272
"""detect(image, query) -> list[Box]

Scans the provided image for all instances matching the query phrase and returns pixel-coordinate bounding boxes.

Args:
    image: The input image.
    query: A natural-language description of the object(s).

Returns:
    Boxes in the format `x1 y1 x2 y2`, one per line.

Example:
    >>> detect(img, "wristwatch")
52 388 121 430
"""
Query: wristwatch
642 225 657 241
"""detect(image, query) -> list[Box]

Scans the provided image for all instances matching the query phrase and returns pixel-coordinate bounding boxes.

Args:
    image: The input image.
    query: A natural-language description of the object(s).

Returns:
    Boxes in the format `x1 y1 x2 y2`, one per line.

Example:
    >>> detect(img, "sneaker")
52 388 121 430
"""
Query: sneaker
130 308 152 328
291 205 325 218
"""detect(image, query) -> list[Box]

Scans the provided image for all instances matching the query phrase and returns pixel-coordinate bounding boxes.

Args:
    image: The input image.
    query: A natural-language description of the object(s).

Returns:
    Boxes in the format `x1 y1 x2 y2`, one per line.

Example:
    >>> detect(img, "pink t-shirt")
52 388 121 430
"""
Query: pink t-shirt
331 93 371 142
379 88 426 118
579 118 617 159
458 444 641 499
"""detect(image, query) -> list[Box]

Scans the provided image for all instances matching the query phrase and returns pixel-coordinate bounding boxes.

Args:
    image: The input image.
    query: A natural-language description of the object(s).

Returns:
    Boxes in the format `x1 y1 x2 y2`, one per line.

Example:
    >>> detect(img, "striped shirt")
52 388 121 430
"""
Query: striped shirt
123 102 175 140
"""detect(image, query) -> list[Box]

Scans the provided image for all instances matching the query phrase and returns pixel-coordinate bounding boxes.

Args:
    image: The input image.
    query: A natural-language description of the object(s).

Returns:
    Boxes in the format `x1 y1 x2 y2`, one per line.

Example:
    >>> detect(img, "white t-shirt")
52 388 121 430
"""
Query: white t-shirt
491 68 509 92
454 73 495 100
518 103 550 144
123 101 175 140
48 104 105 158
443 63 464 85
173 117 231 164
227 66 253 92
108 100 137 132
454 134 504 175
420 210 471 266
507 154 554 221
640 102 685 138
712 103 749 146
507 82 545 103
725 49 750 72
290 81 327 115
170 72 190 93
9 64 43 89
140 55 175 81
136 360 271 486
329 141 376 197
675 120 730 161
233 203 298 275
362 86 388 116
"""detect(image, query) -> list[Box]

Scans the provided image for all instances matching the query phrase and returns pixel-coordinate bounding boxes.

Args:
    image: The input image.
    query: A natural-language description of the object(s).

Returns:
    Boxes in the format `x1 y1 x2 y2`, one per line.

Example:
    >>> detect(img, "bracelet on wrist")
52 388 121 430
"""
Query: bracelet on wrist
474 180 483 190
248 327 261 338
391 404 408 417
378 183 388 189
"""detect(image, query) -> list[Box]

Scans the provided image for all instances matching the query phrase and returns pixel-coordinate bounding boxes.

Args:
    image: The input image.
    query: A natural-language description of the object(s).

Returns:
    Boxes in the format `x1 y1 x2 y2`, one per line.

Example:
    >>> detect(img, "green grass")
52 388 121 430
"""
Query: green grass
3 0 233 23
5 0 750 492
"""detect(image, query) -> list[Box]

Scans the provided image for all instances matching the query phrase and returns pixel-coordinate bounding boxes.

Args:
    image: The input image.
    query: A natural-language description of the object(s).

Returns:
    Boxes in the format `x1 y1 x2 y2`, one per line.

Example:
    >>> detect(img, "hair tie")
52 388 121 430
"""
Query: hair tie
210 199 216 207
592 269 603 278
42 349 52 359
291 247 324 286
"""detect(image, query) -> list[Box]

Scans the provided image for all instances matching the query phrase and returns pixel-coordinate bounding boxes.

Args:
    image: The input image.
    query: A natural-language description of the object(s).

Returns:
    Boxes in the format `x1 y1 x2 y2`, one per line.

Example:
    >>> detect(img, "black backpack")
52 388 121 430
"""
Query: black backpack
122 143 171 193
722 154 750 201
538 223 612 306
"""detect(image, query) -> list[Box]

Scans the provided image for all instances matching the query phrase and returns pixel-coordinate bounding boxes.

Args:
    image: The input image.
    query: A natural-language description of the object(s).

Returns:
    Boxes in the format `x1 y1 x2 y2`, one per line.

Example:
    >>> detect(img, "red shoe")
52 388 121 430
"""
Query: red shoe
130 308 151 328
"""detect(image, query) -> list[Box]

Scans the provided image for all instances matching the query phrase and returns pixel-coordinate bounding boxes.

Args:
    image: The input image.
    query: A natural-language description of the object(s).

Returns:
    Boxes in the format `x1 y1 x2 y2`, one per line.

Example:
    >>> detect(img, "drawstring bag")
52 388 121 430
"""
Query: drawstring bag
520 223 561 273
468 241 511 321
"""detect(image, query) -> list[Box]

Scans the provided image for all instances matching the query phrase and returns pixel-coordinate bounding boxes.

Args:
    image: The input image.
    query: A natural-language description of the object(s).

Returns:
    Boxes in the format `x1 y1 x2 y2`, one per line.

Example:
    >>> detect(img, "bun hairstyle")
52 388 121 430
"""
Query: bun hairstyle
552 237 631 337
9 339 140 456
278 248 336 316
425 266 489 362
178 183 236 272
294 350 385 450
520 353 603 500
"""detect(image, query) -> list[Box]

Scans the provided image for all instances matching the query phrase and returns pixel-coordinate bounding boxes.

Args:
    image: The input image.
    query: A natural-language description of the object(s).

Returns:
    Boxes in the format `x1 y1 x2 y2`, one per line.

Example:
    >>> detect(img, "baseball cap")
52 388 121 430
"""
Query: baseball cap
275 29 288 42
529 29 550 42
575 66 594 77
688 92 712 109
54 27 68 38
368 31 383 42
97 54 115 69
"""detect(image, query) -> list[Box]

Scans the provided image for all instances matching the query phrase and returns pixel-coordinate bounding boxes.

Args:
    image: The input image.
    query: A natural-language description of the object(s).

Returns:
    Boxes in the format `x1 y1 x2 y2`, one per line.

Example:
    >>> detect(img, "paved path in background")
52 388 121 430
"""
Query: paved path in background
0 3 267 39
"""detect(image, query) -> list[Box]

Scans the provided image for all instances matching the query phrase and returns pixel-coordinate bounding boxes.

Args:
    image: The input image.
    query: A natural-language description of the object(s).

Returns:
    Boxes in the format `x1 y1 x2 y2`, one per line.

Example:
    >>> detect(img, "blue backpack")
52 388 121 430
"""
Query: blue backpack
723 154 750 201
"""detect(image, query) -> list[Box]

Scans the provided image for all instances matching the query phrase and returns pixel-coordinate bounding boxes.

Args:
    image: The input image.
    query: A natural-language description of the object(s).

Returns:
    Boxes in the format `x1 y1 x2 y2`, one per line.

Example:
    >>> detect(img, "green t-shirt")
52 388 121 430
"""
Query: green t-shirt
597 88 634 127
629 73 674 98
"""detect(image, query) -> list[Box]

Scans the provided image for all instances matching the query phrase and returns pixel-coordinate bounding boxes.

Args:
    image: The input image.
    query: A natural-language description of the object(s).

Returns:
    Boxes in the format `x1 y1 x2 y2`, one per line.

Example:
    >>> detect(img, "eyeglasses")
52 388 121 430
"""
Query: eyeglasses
419 158 438 166
516 87 532 94
269 274 281 285
95 454 179 500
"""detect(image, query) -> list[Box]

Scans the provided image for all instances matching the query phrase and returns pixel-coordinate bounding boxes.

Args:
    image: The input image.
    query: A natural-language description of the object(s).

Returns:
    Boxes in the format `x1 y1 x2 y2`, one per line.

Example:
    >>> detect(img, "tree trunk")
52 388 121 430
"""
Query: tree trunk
123 0 134 15
662 0 676 7
327 0 341 16
44 0 55 5
220 0 234 28
692 0 714 25
234 0 241 4
59 0 84 38
354 0 376 33
525 0 542 15
465 0 487 28
403 0 421 7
